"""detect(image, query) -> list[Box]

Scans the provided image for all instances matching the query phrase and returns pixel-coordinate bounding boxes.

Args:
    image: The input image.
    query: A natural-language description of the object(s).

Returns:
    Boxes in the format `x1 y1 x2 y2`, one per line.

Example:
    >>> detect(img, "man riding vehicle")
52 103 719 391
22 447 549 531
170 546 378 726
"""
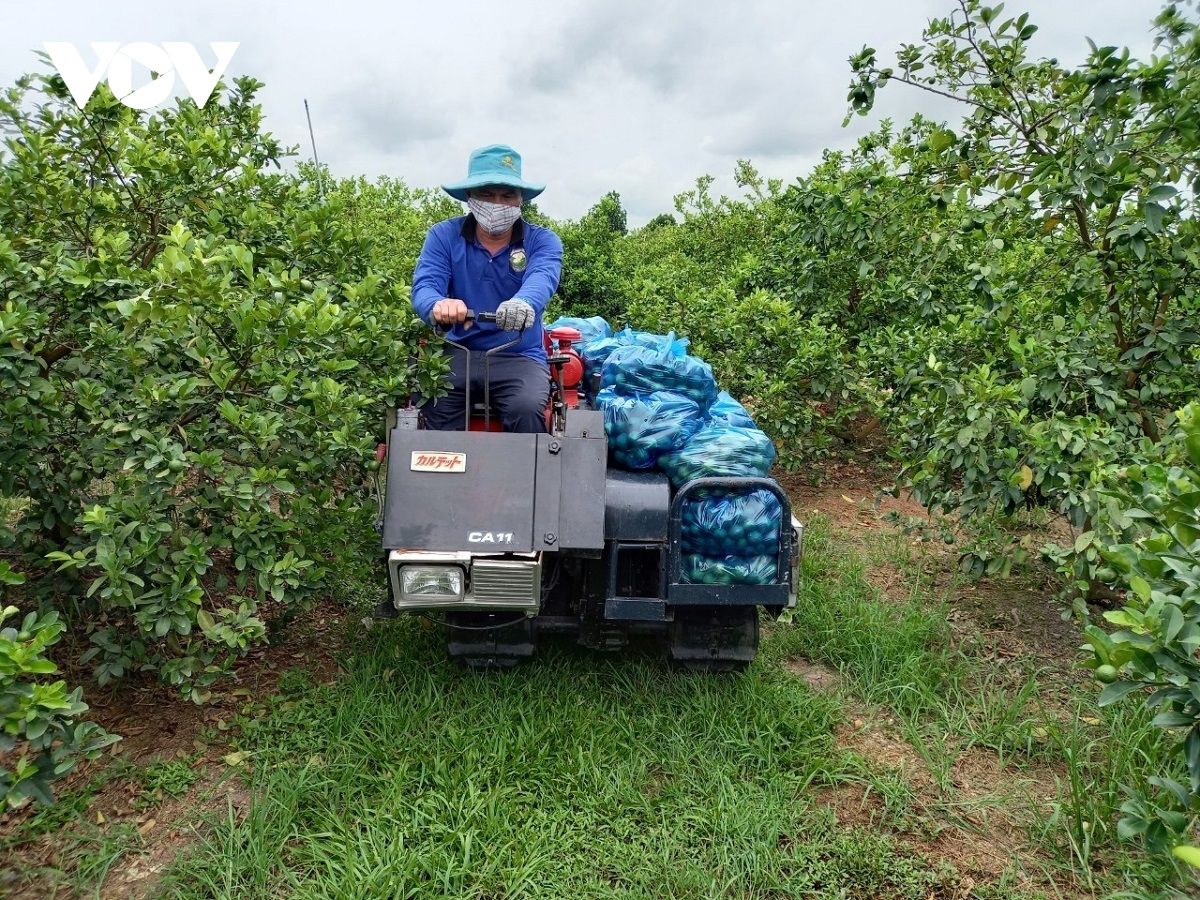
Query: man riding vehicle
410 144 564 434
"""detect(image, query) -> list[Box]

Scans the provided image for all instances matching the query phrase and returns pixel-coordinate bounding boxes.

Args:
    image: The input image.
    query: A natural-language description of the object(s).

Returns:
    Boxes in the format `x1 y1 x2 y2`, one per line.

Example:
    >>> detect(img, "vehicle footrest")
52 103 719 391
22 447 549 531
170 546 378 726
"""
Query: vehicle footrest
667 607 759 672
446 612 535 668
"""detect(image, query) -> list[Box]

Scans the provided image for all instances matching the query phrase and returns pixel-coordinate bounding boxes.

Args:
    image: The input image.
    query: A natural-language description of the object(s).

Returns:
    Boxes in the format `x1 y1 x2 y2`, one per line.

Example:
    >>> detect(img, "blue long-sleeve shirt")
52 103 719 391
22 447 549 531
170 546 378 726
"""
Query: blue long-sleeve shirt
411 215 563 365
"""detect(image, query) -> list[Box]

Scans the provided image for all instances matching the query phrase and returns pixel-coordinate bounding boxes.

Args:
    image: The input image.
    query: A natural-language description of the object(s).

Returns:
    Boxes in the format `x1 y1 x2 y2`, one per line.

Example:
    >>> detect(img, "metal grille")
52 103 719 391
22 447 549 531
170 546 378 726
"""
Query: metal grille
470 559 540 608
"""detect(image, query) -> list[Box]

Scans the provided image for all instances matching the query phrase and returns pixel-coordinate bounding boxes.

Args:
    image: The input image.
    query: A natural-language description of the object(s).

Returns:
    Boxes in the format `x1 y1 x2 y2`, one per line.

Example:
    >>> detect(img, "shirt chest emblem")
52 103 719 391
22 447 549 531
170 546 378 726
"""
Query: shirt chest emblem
509 248 527 273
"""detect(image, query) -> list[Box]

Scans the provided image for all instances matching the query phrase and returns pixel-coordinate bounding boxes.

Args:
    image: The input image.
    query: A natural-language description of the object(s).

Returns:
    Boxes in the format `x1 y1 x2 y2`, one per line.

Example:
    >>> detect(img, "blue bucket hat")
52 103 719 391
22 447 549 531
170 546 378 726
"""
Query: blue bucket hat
441 144 545 202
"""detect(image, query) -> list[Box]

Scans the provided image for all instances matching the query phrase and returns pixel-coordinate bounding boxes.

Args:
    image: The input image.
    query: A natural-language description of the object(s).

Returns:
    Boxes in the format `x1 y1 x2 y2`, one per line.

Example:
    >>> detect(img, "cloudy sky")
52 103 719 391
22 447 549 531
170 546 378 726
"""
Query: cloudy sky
0 0 1169 226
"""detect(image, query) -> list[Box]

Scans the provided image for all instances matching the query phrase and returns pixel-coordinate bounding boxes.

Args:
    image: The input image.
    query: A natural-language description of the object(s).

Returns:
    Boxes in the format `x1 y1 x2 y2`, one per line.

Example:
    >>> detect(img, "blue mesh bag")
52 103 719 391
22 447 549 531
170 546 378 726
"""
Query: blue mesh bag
545 315 612 344
681 488 782 556
658 422 776 488
599 340 718 411
709 391 756 429
595 388 704 470
579 328 686 386
681 554 778 585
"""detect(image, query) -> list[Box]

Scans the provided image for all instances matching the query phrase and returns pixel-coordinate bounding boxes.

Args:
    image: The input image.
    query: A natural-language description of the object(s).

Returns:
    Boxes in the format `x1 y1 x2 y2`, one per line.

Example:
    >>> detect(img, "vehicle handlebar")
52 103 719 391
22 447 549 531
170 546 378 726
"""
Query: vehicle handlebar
440 309 514 432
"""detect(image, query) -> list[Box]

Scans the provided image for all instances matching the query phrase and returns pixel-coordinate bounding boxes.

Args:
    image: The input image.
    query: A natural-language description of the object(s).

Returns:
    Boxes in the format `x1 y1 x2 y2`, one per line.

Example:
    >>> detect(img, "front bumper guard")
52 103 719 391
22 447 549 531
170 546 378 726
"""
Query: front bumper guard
386 550 542 613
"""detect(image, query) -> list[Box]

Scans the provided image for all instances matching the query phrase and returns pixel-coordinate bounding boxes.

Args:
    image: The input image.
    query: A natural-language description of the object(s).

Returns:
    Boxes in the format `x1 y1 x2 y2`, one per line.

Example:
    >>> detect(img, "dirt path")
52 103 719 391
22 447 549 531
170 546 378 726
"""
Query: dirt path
781 456 1095 897
780 457 1083 668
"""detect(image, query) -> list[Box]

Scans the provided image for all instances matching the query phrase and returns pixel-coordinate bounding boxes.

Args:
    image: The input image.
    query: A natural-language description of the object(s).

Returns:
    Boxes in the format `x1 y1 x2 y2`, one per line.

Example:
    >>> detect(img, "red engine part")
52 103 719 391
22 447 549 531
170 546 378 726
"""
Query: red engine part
546 326 585 408
468 415 505 433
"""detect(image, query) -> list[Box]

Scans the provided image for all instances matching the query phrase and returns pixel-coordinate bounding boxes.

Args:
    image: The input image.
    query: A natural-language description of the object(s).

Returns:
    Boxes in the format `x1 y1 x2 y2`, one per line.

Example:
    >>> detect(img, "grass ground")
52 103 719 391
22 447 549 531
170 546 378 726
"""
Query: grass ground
2 464 1197 898
164 627 951 898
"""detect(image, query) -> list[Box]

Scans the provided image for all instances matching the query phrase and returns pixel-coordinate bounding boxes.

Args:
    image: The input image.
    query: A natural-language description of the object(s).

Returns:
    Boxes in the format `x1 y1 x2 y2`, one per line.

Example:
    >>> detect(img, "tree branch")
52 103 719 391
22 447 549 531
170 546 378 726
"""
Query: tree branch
36 341 78 369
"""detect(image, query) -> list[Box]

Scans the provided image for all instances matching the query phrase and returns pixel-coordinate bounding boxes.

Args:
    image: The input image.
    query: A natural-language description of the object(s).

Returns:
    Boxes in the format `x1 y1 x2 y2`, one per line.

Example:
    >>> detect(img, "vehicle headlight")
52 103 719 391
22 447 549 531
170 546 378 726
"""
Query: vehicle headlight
400 566 464 600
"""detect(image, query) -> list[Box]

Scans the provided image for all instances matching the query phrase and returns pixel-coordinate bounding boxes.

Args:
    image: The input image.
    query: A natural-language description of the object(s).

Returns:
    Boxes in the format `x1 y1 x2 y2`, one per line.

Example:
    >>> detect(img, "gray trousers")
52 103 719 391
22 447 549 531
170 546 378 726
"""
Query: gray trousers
418 347 549 433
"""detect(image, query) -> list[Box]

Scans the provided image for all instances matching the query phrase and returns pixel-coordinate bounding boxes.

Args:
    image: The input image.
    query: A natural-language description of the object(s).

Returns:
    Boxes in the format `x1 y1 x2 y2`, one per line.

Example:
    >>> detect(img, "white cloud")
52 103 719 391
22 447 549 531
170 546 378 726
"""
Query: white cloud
1 0 1169 226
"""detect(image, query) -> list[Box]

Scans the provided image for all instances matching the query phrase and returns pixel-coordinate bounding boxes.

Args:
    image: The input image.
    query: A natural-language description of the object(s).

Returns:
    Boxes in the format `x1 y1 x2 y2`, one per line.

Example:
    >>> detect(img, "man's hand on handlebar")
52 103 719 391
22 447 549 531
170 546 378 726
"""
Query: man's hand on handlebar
431 298 471 329
430 299 529 332
495 298 535 332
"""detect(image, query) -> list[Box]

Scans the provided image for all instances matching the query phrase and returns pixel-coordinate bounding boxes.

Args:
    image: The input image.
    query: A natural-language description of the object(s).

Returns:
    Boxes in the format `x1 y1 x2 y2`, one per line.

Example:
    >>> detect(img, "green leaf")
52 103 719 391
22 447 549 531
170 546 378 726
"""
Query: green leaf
1151 711 1194 728
1162 604 1185 644
1146 185 1178 203
1130 576 1152 602
196 609 216 634
1118 815 1148 840
1104 610 1140 628
0 563 27 585
1144 202 1165 234
927 129 955 152
1188 726 1200 794
1098 681 1144 706
216 399 240 424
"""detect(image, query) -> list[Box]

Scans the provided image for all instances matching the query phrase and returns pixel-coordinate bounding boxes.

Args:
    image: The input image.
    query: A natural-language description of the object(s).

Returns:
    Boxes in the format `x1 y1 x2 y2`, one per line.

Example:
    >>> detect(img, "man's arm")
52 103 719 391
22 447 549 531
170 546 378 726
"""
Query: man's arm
513 226 564 313
411 223 453 325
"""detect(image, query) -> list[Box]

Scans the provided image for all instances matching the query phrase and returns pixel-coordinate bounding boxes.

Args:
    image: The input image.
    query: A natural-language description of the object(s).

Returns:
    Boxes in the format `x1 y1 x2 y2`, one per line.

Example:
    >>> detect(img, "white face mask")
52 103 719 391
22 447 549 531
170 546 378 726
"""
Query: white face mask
468 198 522 236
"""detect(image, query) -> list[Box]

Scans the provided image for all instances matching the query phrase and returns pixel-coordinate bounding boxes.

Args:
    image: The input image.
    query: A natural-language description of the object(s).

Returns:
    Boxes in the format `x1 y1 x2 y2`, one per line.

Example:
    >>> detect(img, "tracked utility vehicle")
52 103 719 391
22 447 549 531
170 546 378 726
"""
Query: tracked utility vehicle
377 314 802 671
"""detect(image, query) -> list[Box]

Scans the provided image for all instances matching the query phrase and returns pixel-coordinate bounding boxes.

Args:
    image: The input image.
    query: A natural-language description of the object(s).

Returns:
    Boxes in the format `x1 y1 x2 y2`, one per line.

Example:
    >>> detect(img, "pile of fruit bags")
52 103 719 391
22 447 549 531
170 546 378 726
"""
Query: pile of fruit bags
577 323 783 585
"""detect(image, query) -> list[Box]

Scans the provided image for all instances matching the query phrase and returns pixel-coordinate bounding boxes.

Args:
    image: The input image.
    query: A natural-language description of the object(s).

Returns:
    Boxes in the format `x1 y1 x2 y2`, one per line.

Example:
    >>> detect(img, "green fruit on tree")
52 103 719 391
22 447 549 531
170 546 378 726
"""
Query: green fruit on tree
1095 664 1119 683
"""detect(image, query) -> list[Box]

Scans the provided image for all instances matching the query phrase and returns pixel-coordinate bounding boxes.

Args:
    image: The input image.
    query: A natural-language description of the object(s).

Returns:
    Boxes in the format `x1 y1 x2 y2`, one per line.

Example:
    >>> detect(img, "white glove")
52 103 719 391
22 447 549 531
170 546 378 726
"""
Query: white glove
495 298 535 331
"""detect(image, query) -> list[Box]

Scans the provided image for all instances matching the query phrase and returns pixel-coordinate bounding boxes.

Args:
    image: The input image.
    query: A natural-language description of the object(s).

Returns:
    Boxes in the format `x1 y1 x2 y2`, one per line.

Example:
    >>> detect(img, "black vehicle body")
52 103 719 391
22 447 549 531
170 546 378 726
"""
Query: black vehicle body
379 320 802 670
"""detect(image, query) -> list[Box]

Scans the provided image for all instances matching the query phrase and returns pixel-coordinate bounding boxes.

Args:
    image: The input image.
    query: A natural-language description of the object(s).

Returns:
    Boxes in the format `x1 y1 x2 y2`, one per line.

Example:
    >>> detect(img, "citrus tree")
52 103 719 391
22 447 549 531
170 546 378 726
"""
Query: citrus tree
1083 402 1200 859
844 0 1200 596
0 70 440 734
